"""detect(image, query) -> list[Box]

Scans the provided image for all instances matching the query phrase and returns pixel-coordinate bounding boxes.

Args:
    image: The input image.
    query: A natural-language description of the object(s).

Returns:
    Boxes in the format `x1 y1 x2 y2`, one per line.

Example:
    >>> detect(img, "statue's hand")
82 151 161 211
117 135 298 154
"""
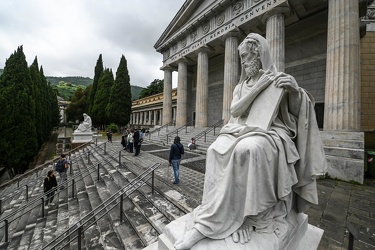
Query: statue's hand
257 69 274 88
273 72 299 93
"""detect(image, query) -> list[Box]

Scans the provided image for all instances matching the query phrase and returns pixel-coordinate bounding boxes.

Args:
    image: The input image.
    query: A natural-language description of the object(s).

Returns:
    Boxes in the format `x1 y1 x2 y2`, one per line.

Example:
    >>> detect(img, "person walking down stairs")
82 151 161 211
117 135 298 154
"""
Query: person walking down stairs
169 136 184 184
55 154 69 189
43 170 57 208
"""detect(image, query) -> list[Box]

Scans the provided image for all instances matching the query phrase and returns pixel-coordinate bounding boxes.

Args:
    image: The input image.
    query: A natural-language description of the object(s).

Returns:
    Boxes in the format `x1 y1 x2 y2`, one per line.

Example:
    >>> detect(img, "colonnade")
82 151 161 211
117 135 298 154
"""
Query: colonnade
159 0 360 131
130 108 176 127
161 7 291 127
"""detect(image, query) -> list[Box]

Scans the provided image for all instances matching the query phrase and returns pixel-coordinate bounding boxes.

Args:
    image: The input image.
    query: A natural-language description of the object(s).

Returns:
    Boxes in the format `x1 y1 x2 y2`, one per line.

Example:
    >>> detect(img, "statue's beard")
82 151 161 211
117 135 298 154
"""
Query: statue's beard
244 59 261 77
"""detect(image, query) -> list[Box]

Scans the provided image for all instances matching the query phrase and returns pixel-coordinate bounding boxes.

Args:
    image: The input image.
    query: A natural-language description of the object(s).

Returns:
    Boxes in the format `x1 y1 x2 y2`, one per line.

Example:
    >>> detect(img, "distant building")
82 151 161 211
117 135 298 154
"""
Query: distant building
131 89 177 127
57 96 70 124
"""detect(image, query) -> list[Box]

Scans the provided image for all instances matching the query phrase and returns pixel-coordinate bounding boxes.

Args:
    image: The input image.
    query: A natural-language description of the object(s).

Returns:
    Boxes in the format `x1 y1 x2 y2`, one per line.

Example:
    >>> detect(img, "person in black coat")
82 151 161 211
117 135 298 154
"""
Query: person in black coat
44 170 57 207
133 128 141 156
169 136 184 184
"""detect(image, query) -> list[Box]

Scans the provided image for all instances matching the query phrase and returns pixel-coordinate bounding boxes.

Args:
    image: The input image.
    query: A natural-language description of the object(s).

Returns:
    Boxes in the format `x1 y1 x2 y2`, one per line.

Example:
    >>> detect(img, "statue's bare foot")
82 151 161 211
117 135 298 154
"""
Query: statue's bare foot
174 228 205 250
231 224 254 244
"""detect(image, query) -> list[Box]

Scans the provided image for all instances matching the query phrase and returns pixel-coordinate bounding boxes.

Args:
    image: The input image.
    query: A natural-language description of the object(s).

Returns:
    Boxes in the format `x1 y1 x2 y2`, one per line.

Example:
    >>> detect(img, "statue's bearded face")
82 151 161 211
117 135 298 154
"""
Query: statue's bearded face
239 41 262 77
243 58 261 77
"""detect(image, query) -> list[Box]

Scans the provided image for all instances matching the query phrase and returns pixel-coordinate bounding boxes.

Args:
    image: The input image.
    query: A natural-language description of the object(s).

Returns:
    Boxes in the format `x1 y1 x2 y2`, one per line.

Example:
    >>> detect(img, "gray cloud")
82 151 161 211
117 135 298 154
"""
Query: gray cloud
0 0 184 87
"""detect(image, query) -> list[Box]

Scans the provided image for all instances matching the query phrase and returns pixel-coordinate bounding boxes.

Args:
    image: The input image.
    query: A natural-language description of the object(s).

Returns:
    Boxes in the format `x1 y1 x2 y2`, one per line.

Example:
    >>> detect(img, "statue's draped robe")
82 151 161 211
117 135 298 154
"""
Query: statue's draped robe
193 82 326 240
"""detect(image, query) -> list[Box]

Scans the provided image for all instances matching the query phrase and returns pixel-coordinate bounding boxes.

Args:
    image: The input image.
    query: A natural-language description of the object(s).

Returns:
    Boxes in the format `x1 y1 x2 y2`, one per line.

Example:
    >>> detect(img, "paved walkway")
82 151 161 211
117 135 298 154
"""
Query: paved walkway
101 134 375 250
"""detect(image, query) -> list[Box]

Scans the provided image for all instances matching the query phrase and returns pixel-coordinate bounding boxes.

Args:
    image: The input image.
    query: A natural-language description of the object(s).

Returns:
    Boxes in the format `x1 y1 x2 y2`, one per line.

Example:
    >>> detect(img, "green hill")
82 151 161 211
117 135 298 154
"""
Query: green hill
1 71 144 101
46 76 143 101
46 76 93 86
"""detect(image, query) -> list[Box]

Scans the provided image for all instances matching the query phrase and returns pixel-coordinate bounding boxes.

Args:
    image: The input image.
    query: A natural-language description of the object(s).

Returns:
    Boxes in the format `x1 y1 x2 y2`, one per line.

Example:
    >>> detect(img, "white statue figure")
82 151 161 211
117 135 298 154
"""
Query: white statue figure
75 113 92 132
174 33 326 249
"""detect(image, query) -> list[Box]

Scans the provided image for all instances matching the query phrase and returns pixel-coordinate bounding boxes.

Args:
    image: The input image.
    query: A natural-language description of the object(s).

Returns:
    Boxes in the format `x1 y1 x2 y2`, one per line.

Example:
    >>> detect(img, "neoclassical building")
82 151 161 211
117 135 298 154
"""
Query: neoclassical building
130 89 178 126
133 0 375 183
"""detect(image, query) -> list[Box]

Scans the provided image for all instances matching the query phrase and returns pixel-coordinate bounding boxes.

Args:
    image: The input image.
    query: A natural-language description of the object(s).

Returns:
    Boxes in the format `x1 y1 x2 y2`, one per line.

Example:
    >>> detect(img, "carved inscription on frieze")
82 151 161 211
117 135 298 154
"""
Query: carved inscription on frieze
165 0 285 64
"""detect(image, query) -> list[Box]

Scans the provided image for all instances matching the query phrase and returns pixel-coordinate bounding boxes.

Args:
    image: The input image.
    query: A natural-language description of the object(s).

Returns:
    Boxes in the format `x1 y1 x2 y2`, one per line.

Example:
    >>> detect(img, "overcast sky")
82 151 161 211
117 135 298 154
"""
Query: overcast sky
0 0 185 87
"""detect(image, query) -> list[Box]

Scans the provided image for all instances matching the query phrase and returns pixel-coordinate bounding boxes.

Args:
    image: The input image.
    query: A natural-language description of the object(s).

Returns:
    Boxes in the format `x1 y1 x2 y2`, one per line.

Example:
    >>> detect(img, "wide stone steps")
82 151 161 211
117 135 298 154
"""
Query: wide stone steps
0 171 51 245
146 125 220 155
87 144 187 248
320 131 365 183
0 140 199 250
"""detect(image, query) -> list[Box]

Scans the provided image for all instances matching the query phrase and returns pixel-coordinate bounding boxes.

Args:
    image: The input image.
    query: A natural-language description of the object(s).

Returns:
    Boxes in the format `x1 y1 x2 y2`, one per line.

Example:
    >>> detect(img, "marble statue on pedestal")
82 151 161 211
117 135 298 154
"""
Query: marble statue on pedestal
74 113 92 132
171 33 326 250
72 113 93 143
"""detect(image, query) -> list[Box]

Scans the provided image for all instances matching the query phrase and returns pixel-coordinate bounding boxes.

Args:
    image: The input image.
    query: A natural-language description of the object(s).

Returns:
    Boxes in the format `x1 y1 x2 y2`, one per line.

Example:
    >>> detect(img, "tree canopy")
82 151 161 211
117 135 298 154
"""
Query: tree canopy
106 55 132 126
139 79 164 99
0 46 60 177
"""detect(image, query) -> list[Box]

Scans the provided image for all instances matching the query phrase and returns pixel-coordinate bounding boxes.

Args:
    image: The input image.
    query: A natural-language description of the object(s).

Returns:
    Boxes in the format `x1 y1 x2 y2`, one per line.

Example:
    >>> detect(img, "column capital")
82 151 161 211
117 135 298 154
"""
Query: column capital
261 4 291 24
196 45 214 54
221 27 246 42
176 56 194 65
160 65 176 71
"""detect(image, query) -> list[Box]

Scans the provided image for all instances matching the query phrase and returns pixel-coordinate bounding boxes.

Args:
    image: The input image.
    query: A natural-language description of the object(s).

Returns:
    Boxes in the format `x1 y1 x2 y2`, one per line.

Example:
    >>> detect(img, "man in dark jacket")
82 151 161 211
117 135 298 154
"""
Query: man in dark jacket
169 136 184 184
44 170 57 207
133 128 141 156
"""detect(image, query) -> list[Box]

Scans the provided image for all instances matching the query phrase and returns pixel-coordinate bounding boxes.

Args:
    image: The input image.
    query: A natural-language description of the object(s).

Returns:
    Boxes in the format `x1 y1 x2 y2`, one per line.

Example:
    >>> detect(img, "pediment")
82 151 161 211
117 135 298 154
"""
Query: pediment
154 0 223 52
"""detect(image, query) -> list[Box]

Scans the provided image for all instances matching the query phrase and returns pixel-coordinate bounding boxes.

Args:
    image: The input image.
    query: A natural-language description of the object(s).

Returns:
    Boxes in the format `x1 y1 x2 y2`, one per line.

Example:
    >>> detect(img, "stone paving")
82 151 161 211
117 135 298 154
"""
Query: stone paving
103 134 375 250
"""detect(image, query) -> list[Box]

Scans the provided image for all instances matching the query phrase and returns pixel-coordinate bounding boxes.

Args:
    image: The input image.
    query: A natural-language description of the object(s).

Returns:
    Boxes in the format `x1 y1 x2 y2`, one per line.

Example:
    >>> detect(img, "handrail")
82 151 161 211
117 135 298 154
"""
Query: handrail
0 143 119 238
0 142 106 209
41 162 161 250
0 146 113 236
0 140 94 191
165 121 193 144
148 122 175 140
194 119 224 143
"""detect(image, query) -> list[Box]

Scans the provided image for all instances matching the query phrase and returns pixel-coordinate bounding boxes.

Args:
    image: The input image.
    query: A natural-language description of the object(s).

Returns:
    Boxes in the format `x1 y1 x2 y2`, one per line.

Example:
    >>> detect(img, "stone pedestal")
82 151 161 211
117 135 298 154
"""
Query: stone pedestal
71 131 93 144
146 212 323 250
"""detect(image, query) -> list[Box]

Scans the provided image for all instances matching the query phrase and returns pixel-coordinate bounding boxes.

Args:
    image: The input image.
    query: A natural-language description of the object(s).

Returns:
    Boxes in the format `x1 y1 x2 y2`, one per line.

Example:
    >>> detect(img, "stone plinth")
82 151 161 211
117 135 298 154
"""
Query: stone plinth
152 212 323 250
71 131 93 144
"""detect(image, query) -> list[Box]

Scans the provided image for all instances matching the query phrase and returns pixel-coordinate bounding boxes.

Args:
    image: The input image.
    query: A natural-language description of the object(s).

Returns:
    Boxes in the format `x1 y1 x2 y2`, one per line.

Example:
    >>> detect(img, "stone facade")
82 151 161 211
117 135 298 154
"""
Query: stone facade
361 27 375 131
129 0 375 183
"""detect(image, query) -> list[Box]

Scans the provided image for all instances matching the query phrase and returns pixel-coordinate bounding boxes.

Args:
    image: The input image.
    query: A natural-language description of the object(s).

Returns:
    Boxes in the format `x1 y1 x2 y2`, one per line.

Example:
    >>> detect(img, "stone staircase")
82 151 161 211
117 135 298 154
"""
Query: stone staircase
147 125 221 155
0 141 201 250
320 131 365 183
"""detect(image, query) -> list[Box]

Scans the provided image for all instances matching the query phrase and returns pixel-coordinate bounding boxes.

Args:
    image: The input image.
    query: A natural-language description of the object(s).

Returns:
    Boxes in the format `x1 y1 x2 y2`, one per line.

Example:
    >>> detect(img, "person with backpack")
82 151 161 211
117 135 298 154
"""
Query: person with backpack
43 170 57 207
169 136 184 184
55 154 69 189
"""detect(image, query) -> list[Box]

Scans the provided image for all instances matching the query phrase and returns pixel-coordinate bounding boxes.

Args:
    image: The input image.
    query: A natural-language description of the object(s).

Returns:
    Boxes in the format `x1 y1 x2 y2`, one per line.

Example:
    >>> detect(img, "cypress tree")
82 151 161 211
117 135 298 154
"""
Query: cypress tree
88 54 103 125
91 68 114 128
0 46 38 176
66 85 91 122
106 55 132 126
29 57 44 148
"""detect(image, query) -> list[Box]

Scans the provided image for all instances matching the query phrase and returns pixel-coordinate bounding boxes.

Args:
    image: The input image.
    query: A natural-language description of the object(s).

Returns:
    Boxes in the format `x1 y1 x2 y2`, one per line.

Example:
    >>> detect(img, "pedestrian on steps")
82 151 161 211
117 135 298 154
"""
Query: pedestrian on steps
169 136 184 184
55 154 69 189
44 170 57 207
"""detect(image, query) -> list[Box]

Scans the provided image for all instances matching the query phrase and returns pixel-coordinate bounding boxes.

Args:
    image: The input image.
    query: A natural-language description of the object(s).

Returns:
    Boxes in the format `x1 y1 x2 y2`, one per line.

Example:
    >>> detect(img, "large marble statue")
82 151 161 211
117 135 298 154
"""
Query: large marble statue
173 33 326 249
75 113 92 132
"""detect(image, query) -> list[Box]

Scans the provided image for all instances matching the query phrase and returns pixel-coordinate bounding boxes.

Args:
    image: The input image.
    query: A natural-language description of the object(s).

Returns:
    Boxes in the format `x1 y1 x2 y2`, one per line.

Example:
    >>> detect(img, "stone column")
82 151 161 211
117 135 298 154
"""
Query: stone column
266 13 285 71
195 46 211 127
222 32 241 124
159 109 163 125
148 110 152 125
161 66 173 125
154 110 158 125
140 112 144 126
324 0 361 131
176 58 189 126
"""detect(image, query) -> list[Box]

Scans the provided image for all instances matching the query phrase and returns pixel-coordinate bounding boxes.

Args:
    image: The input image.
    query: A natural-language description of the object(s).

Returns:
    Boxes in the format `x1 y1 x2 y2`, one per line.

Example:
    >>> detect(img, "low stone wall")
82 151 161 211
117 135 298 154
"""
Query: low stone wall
321 131 365 184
